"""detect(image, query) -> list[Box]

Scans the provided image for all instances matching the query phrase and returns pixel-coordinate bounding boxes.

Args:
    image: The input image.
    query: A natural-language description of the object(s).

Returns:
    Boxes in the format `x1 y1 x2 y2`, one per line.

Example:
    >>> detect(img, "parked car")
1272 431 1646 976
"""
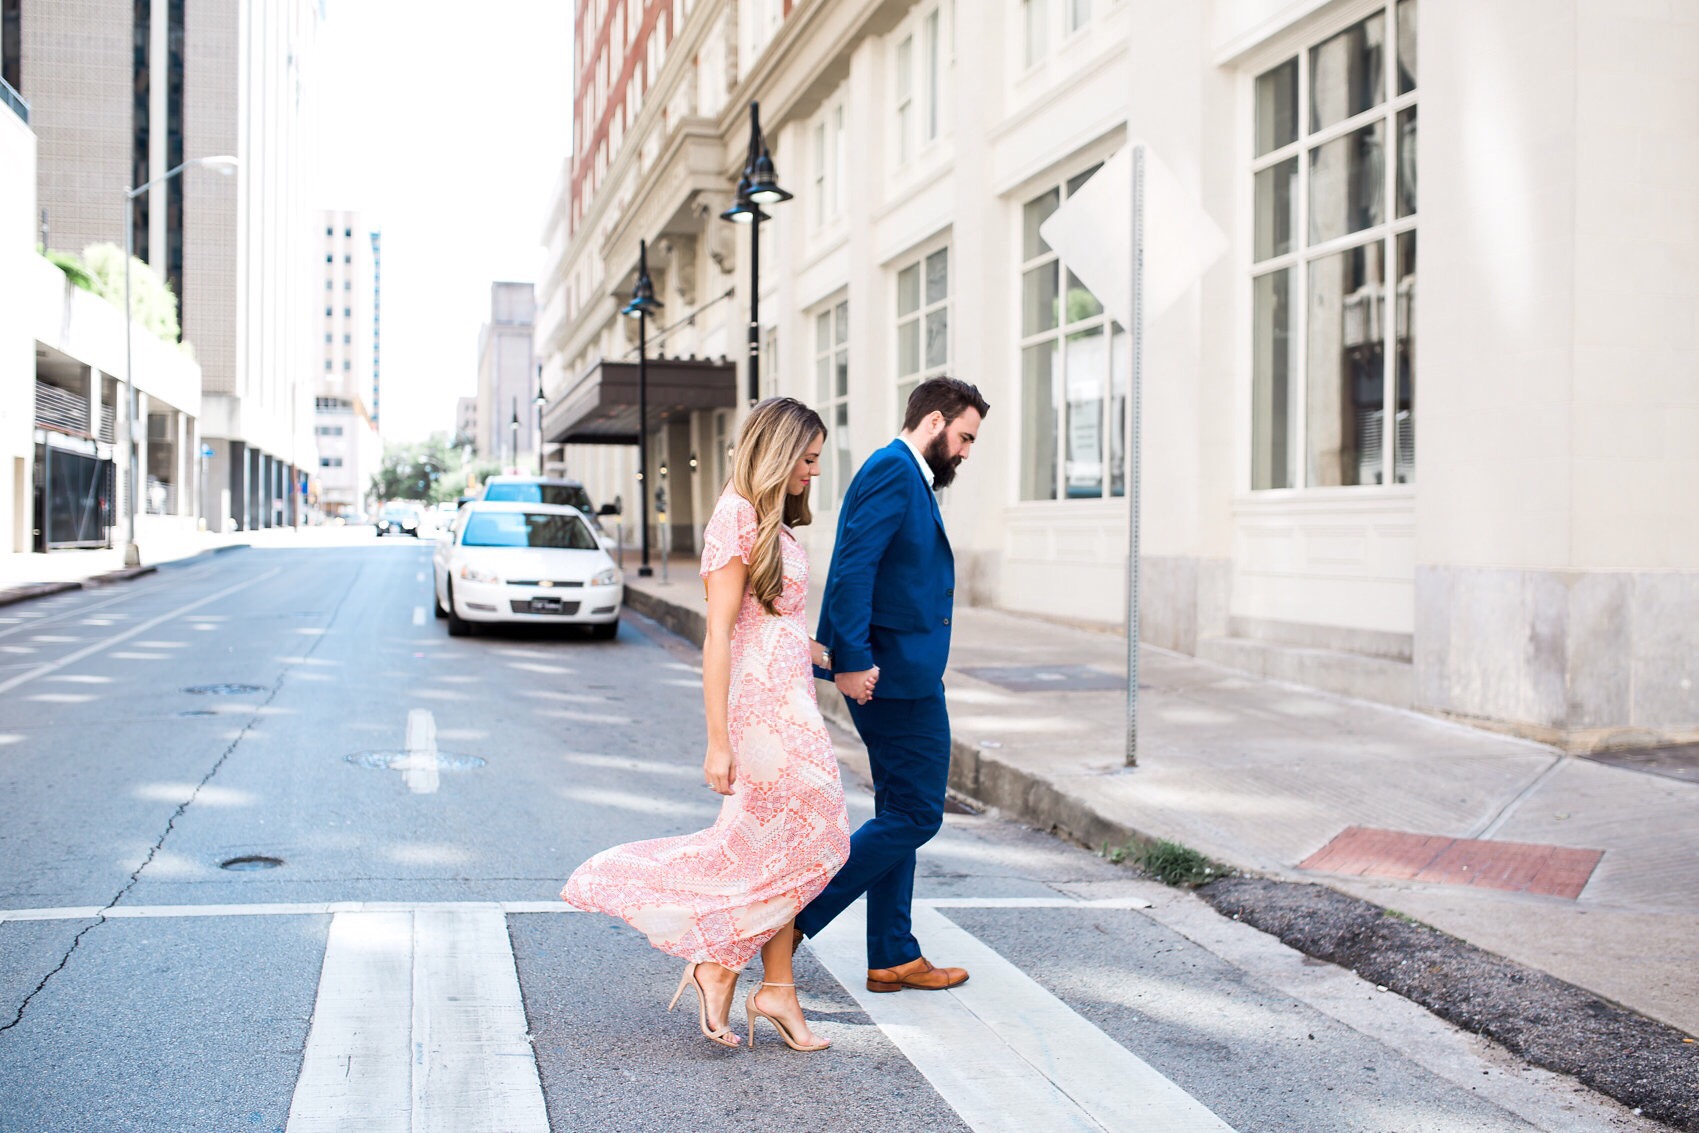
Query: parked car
375 503 421 537
432 501 623 639
479 476 614 550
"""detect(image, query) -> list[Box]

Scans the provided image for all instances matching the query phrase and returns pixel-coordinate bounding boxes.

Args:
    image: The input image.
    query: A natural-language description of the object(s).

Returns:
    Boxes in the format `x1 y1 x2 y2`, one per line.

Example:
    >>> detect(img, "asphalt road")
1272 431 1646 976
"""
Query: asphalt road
0 535 1671 1132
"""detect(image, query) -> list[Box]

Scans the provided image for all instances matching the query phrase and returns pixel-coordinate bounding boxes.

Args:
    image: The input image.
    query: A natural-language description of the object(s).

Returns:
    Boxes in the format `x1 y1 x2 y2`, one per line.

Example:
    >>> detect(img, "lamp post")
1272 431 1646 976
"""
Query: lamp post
720 101 791 406
621 239 663 578
122 154 238 565
508 399 519 475
533 364 547 476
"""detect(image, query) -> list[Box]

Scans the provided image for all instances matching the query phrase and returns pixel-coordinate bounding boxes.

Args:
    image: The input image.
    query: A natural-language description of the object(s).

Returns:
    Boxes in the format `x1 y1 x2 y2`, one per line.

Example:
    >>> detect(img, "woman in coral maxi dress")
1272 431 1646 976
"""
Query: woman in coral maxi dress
562 398 859 1051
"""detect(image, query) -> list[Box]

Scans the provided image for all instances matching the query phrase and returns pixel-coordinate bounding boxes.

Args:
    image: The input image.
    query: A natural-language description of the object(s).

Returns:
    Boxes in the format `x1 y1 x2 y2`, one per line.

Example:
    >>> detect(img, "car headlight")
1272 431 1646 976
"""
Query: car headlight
591 567 620 587
458 564 501 584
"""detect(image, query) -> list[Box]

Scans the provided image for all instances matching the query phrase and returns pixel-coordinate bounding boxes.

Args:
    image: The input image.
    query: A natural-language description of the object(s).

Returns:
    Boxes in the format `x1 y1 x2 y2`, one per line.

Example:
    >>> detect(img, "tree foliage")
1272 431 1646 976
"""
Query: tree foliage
371 433 484 506
80 243 184 346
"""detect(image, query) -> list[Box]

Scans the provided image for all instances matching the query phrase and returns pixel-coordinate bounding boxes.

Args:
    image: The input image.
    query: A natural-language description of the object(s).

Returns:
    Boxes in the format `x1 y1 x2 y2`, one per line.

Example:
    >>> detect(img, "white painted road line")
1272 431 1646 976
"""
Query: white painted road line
286 908 548 1133
401 708 440 794
412 605 426 626
0 568 282 696
809 902 1236 1133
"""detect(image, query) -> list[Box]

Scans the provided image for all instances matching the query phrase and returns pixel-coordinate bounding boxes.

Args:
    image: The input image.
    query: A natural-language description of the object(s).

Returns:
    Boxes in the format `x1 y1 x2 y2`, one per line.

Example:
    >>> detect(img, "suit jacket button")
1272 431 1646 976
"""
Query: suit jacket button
946 588 954 597
943 617 951 626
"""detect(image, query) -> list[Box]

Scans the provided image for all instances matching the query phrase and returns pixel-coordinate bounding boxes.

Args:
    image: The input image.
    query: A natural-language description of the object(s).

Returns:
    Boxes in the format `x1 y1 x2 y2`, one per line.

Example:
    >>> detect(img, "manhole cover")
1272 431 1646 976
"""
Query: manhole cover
960 665 1125 692
184 684 266 696
220 855 283 871
177 709 218 718
344 750 487 772
1582 742 1699 785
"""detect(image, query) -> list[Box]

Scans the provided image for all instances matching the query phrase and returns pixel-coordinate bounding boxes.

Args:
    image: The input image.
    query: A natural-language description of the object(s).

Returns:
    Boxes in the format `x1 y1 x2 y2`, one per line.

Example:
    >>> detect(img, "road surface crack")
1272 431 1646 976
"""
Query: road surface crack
0 563 362 1035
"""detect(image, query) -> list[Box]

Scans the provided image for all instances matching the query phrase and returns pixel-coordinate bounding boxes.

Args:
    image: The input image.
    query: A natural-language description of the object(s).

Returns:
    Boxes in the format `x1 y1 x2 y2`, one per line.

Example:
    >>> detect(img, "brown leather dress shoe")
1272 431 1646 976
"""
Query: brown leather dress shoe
866 957 969 993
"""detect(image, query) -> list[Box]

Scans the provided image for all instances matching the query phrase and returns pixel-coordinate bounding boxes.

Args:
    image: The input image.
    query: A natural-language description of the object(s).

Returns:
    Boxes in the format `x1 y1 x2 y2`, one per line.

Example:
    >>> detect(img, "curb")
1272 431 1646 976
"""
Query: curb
0 541 250 610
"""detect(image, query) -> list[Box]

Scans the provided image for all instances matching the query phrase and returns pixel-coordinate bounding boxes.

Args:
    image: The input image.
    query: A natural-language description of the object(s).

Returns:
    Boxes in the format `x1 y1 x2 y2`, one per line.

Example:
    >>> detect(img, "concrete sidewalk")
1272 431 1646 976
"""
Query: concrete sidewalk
624 556 1699 1040
0 524 326 606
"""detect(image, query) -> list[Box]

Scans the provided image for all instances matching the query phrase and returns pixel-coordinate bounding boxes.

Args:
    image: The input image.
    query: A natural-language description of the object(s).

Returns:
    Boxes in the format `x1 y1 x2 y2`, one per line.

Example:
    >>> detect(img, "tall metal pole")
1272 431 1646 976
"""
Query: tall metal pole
122 194 140 566
535 364 545 476
636 239 653 577
746 102 762 405
1125 146 1146 767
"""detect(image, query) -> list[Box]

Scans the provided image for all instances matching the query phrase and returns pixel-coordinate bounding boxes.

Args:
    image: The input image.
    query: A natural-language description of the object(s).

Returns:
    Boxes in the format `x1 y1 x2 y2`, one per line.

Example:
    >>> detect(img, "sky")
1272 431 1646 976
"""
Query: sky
307 0 572 445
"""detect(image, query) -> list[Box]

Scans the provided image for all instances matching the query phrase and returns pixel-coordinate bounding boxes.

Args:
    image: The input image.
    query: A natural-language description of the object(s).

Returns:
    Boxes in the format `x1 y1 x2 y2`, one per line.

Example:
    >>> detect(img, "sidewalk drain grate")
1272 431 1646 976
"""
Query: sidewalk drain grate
184 683 266 696
344 750 487 772
960 665 1125 692
220 855 283 871
1300 826 1604 900
1582 741 1699 785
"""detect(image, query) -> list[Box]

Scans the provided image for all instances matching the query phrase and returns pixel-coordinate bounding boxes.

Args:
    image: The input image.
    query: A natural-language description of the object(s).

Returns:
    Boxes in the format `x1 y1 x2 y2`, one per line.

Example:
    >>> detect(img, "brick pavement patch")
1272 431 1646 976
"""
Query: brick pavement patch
1300 825 1603 900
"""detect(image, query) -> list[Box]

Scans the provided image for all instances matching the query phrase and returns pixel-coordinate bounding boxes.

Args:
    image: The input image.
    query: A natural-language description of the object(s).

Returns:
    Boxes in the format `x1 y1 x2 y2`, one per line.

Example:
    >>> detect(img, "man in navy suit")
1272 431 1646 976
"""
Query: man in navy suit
797 377 989 992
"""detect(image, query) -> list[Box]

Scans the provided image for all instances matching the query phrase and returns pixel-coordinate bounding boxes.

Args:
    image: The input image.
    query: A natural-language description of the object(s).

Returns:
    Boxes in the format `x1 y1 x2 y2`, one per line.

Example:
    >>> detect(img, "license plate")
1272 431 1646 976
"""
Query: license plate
528 596 564 614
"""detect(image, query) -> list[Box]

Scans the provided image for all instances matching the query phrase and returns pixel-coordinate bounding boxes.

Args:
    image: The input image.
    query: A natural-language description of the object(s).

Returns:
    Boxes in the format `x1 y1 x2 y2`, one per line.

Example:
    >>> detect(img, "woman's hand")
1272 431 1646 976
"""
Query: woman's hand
704 740 736 795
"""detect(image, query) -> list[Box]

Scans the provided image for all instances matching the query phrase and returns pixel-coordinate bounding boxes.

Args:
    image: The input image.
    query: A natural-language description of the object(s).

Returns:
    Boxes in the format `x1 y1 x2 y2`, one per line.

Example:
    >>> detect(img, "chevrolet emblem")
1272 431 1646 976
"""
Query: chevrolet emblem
538 580 554 588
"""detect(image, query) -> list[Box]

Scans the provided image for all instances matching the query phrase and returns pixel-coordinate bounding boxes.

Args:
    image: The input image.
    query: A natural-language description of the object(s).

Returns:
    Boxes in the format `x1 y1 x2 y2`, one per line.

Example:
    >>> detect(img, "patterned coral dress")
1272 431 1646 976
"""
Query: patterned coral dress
560 492 851 971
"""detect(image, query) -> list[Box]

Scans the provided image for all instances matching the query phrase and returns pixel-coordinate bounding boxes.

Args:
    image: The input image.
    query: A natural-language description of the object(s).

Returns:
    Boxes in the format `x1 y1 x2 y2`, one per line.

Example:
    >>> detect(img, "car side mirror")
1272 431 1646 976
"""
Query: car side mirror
598 503 621 517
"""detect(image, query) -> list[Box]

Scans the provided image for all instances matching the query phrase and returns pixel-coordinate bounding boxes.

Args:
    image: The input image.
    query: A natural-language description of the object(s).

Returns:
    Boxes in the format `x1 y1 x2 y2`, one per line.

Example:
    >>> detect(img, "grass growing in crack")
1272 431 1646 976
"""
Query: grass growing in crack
1099 838 1227 888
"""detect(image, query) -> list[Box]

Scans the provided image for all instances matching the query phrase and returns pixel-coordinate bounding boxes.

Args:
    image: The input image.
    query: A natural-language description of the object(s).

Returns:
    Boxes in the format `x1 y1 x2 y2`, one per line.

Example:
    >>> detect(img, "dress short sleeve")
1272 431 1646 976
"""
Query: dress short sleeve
700 493 758 577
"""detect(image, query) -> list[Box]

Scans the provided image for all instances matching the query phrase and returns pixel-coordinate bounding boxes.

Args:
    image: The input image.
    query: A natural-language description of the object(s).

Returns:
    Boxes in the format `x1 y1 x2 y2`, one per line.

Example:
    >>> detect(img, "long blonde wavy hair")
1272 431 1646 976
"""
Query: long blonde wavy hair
730 397 826 617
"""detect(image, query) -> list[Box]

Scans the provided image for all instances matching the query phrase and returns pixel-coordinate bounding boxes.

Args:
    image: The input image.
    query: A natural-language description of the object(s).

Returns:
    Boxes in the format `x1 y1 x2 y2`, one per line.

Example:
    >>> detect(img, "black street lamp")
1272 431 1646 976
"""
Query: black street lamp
509 398 519 474
621 238 663 578
720 101 791 405
533 365 547 477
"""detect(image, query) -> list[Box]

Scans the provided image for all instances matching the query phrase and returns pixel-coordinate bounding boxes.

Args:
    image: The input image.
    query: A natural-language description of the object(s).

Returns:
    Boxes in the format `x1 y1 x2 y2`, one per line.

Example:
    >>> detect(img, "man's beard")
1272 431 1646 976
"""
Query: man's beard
924 432 963 490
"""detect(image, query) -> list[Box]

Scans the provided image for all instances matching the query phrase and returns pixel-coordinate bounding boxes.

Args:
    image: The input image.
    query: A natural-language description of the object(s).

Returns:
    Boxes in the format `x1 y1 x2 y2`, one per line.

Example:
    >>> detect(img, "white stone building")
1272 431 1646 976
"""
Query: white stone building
538 0 1699 752
313 210 381 518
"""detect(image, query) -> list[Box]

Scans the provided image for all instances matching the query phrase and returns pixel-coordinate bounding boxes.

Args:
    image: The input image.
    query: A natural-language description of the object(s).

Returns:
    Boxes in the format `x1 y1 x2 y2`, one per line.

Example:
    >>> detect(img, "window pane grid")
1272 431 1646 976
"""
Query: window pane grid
1249 2 1414 493
1020 169 1116 501
814 298 852 506
897 246 950 404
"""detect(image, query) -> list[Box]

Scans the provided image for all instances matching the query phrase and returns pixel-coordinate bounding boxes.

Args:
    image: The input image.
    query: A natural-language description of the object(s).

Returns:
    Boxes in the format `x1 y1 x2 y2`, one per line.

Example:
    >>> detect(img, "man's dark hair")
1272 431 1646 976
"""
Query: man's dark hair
902 377 990 432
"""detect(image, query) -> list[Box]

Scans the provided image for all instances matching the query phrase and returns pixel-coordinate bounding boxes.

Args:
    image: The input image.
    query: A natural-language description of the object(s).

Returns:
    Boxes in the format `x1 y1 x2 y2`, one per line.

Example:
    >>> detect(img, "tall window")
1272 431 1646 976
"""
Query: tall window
813 299 850 504
896 245 949 408
1018 166 1126 501
1251 1 1416 490
2 0 21 94
810 98 846 229
895 8 943 164
1022 0 1046 69
895 35 914 165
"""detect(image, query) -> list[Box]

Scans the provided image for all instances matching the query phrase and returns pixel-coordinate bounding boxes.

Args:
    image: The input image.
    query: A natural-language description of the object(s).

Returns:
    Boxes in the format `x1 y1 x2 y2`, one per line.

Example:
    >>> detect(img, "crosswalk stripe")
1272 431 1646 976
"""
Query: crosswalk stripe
286 907 548 1133
808 902 1236 1133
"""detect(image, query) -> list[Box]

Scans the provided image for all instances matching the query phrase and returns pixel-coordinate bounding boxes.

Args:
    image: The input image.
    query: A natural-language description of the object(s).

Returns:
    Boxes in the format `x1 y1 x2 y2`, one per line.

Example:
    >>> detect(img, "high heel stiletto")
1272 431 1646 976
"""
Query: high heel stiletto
668 963 741 1049
745 982 830 1051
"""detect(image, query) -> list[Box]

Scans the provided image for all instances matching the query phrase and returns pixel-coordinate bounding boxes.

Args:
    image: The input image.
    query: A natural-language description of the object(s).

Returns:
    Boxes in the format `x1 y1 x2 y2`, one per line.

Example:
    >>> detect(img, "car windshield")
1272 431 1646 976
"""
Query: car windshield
483 482 594 513
460 511 598 550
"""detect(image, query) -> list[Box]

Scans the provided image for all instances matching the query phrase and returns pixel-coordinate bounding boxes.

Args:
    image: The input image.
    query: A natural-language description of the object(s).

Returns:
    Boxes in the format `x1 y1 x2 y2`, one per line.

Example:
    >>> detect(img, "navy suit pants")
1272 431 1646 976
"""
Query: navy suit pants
795 690 950 969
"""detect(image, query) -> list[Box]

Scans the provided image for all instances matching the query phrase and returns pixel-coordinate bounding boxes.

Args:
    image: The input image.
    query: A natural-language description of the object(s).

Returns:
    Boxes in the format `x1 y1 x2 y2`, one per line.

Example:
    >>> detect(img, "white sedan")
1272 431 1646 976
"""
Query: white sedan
432 501 623 639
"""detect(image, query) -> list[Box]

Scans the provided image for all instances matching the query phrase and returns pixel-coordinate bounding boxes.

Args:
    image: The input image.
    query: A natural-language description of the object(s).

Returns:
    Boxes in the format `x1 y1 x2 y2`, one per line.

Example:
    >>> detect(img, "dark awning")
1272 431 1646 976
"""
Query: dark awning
543 357 738 445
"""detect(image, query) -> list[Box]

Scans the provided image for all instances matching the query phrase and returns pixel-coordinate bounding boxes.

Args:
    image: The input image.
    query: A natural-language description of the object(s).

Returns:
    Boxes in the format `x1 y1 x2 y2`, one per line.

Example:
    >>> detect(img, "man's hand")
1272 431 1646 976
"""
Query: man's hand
834 667 880 706
703 741 735 795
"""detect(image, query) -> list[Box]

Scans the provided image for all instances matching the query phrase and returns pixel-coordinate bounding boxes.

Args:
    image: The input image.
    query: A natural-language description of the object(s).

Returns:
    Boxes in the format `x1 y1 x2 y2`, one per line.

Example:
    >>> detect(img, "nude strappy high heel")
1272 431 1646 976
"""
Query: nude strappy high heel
668 963 740 1049
745 982 830 1051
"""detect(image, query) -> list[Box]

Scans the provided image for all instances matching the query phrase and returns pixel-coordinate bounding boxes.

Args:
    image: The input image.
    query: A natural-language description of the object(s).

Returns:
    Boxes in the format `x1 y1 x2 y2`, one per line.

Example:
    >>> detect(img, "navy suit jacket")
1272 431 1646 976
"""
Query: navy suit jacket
813 440 954 700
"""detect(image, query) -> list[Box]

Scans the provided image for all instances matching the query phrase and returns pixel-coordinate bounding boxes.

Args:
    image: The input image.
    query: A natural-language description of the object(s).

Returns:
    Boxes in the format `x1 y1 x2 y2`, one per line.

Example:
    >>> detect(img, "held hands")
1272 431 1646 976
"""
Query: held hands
703 740 736 796
834 667 880 706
